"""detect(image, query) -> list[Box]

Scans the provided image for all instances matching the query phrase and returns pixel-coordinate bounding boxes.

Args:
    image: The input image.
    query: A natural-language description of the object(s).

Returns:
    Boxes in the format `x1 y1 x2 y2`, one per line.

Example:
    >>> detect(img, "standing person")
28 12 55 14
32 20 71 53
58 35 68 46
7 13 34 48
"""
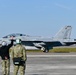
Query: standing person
11 39 27 75
0 39 14 75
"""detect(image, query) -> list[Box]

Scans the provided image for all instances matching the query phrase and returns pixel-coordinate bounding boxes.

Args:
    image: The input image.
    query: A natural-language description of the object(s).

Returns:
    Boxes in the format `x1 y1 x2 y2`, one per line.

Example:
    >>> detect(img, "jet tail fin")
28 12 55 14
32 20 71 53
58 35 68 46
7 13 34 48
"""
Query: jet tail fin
54 26 72 40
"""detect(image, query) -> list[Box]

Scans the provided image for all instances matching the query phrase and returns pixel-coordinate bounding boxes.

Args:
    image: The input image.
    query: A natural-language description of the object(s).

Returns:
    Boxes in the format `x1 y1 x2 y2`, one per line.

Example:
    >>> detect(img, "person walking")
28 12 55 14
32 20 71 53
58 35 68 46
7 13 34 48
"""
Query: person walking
11 39 27 75
0 39 14 75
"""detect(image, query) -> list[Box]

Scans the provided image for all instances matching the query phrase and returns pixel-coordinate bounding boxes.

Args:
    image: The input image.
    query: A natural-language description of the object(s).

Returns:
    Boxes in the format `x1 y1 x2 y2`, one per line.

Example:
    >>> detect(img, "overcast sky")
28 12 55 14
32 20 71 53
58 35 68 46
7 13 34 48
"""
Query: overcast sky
0 0 76 39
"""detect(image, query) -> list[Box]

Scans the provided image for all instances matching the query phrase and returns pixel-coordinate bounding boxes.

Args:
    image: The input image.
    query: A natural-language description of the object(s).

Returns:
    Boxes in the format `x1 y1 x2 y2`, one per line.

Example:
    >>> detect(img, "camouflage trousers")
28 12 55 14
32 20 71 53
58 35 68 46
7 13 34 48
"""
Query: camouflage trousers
1 59 10 75
13 64 26 75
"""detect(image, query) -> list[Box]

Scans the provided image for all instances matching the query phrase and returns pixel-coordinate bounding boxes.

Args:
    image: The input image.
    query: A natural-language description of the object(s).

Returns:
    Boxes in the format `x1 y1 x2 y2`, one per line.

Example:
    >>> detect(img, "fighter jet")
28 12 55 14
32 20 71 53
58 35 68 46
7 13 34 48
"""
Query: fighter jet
0 25 76 52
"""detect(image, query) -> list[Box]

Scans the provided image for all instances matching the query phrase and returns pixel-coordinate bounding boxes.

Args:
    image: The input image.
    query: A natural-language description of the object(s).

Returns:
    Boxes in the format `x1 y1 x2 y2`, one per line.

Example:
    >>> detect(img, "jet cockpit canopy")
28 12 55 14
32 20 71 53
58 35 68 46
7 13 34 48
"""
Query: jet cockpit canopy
3 33 26 38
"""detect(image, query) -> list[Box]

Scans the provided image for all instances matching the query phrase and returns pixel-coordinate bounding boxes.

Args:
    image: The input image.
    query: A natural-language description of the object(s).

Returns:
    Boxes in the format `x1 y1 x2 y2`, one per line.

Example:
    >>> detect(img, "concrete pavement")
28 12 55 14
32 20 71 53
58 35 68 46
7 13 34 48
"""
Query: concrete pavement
0 53 76 75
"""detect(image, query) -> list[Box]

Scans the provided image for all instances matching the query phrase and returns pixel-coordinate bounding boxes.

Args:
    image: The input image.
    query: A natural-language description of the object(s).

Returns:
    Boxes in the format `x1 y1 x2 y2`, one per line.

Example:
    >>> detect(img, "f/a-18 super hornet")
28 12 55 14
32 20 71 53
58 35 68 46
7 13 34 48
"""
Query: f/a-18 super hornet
0 25 76 52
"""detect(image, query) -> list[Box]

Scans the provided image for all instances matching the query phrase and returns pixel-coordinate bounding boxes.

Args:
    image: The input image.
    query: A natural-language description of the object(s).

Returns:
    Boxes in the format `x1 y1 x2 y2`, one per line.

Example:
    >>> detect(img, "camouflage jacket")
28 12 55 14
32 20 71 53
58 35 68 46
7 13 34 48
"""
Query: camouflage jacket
11 44 27 61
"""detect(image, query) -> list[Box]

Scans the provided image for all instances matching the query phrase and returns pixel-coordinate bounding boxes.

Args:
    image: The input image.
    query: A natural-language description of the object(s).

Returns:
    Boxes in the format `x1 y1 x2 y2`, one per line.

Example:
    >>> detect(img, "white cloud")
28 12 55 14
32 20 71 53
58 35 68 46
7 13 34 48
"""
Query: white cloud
54 3 71 10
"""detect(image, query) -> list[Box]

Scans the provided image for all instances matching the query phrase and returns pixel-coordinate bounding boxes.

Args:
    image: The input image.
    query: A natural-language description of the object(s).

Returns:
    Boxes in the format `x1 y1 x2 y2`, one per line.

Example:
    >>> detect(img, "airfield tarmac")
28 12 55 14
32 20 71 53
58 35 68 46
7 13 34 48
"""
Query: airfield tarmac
1 52 76 75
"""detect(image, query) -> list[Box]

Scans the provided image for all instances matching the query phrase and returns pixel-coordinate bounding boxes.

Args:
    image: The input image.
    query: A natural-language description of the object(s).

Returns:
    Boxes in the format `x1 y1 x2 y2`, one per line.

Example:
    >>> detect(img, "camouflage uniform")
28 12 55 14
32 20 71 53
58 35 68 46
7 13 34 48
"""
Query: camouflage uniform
1 59 10 75
11 44 27 75
0 40 13 75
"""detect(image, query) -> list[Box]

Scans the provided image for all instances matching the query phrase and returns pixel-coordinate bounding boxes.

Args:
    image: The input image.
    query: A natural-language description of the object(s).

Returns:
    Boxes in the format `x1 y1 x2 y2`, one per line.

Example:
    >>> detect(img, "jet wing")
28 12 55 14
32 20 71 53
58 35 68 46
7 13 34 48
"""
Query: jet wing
21 40 62 49
63 41 76 46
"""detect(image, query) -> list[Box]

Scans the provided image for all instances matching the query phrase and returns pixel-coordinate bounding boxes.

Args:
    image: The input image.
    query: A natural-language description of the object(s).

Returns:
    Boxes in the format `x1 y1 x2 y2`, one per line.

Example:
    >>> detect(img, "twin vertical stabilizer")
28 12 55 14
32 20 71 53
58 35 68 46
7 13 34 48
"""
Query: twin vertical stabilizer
54 26 72 40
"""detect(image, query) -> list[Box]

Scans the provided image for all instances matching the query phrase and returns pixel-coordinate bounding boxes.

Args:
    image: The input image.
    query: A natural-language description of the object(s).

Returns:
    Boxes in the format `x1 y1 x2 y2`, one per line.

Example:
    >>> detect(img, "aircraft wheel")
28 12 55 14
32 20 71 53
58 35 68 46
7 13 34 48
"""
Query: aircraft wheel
43 49 49 53
45 49 49 53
